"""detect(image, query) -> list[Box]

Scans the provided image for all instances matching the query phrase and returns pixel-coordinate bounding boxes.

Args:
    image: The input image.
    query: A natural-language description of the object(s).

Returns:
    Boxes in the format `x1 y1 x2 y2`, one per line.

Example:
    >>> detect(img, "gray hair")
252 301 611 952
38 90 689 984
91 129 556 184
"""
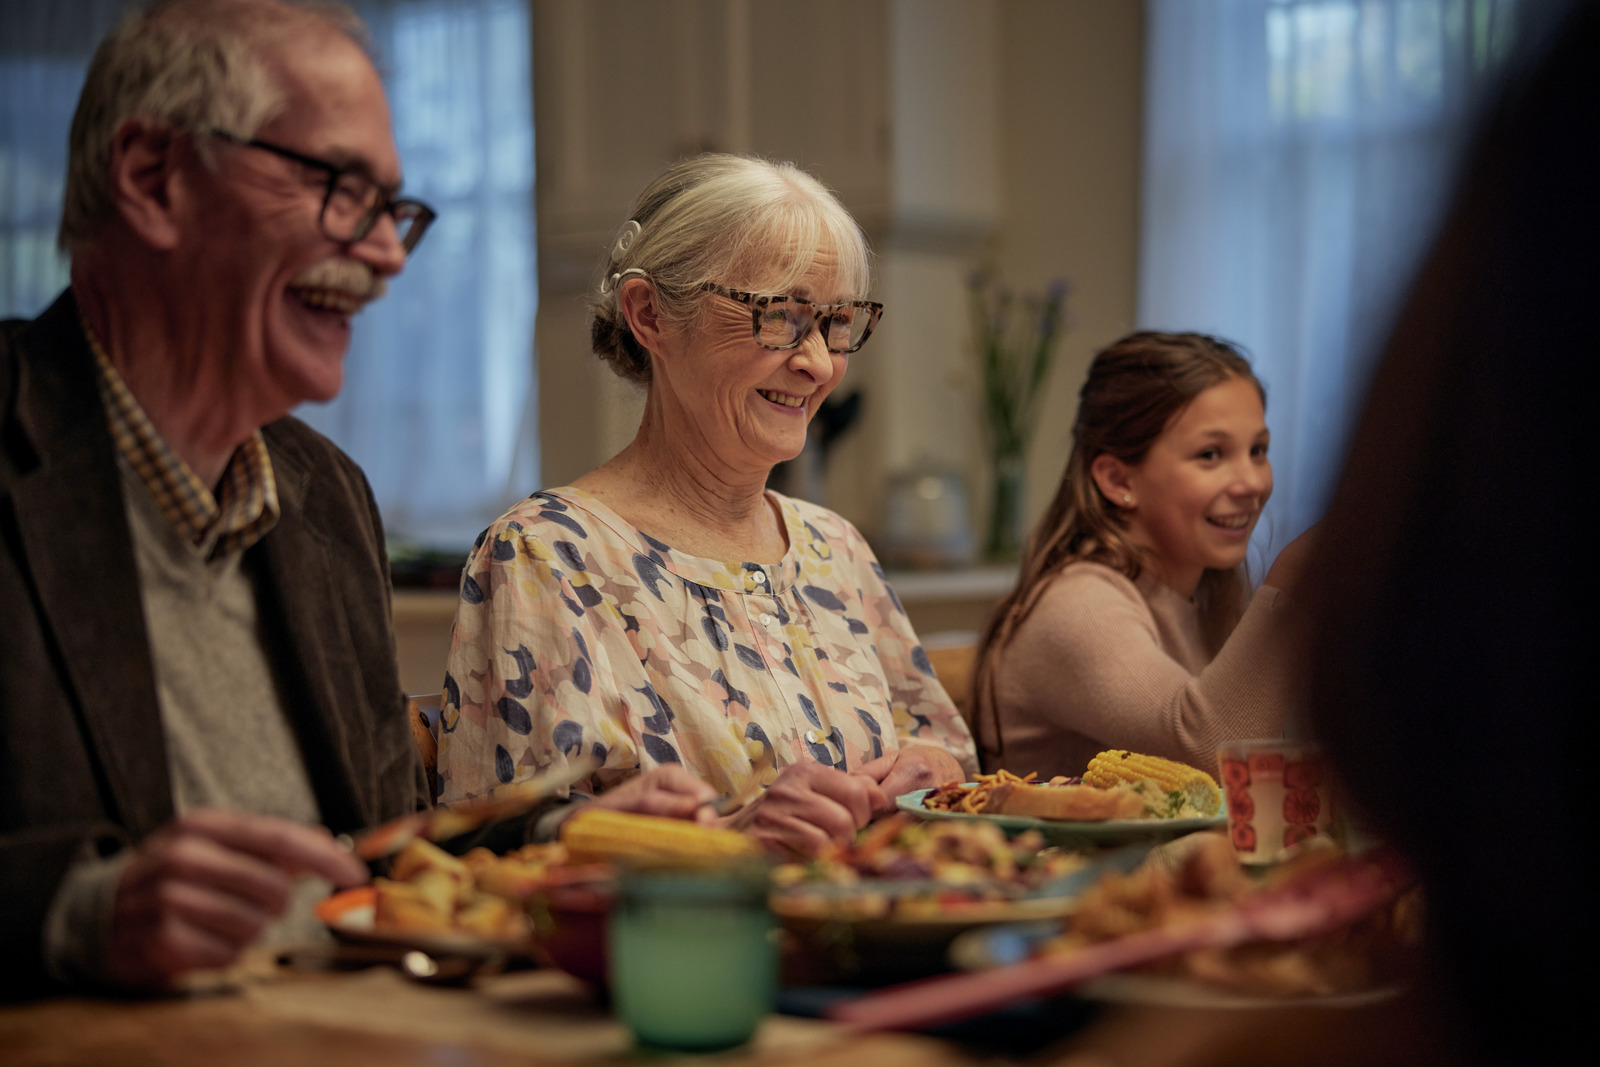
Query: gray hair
59 0 370 252
589 153 873 385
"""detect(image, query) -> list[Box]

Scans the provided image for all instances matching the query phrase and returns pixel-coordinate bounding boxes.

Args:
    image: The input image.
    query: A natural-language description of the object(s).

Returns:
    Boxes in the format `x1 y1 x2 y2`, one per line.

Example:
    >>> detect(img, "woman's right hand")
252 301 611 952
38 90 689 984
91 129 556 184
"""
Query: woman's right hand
733 762 886 858
588 765 720 824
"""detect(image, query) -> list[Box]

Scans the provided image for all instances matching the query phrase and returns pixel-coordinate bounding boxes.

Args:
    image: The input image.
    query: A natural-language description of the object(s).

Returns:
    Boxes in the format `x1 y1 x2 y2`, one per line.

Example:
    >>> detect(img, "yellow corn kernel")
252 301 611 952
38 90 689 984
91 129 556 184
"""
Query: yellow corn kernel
1083 750 1222 816
558 807 761 864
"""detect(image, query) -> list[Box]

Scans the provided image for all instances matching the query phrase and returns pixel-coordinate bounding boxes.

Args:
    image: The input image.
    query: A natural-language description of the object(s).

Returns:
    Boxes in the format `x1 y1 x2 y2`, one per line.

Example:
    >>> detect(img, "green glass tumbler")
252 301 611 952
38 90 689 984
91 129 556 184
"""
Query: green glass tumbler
608 861 776 1051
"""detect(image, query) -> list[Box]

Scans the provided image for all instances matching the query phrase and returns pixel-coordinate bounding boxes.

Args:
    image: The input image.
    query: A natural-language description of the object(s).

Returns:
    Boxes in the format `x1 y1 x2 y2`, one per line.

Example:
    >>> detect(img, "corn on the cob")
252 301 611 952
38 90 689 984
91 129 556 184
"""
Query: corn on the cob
559 807 761 864
1083 750 1222 816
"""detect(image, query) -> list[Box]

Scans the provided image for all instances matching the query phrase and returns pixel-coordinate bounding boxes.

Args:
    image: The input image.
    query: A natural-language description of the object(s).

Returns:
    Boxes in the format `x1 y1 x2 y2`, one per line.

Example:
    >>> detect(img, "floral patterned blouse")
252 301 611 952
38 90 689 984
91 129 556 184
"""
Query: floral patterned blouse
436 487 978 805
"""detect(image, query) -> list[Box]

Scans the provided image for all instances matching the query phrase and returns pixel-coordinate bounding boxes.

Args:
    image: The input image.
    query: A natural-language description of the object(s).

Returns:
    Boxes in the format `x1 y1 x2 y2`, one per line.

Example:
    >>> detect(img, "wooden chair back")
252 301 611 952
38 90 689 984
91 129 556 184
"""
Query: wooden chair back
407 692 442 803
924 640 979 726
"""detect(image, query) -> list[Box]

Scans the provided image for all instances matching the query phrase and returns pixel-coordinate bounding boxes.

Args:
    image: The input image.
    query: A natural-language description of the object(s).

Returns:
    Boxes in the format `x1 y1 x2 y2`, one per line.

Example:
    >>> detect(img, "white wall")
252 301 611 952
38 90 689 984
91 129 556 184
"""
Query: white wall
531 0 1144 542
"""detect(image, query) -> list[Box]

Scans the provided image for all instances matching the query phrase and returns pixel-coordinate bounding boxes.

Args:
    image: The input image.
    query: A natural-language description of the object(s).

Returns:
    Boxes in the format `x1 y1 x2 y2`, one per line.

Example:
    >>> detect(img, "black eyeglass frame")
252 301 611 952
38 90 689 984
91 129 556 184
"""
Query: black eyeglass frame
700 282 884 355
203 128 436 254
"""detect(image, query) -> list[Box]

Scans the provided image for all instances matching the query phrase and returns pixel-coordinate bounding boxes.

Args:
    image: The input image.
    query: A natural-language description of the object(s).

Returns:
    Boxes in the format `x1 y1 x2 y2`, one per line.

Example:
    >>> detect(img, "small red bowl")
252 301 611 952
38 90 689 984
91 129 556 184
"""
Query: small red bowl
533 880 613 988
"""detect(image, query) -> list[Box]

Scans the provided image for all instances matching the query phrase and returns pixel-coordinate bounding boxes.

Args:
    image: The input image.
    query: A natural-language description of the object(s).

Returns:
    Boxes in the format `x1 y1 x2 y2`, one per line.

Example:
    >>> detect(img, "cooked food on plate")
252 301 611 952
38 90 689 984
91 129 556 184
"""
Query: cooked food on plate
982 780 1147 820
356 809 761 939
923 751 1222 821
1046 835 1420 995
770 813 1088 920
367 838 579 940
558 807 761 865
922 768 1072 814
1082 749 1222 817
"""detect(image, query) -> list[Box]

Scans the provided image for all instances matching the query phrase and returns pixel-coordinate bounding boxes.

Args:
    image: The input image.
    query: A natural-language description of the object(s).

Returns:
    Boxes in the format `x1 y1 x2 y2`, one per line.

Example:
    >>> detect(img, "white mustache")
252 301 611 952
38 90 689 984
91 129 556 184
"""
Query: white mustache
289 258 387 302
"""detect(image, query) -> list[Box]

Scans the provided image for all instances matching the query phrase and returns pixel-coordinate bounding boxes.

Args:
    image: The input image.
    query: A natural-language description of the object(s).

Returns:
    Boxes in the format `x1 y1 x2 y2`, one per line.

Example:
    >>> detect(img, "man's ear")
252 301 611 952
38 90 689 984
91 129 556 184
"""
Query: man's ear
105 119 187 251
1090 453 1136 509
618 276 670 360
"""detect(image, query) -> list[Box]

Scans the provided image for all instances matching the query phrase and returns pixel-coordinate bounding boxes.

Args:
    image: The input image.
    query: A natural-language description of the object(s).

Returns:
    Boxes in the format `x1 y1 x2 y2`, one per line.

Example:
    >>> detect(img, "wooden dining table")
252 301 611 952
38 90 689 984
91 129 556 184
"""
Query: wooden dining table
0 952 1471 1067
0 958 994 1067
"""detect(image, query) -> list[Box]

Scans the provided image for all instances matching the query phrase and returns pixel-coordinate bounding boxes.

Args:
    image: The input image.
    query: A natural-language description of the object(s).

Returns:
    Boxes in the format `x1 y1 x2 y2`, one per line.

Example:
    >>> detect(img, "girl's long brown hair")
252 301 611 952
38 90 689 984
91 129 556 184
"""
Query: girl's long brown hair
971 332 1264 726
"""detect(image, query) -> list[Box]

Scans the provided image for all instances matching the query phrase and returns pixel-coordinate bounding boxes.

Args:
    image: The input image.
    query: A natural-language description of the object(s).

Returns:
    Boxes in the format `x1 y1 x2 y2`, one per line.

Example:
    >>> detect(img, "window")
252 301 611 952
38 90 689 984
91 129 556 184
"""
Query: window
0 0 536 555
0 3 124 315
1139 0 1522 565
301 0 537 552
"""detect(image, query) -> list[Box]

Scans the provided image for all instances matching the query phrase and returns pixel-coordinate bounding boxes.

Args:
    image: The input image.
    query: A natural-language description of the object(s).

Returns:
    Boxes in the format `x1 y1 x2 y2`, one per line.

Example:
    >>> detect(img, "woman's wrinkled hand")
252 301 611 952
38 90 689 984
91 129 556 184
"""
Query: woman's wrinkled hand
857 746 967 814
588 765 720 824
735 762 886 858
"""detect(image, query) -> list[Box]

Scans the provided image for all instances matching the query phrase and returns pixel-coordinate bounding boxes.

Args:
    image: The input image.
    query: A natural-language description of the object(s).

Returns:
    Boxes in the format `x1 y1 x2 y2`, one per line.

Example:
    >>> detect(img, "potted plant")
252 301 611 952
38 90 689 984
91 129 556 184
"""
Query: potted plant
967 274 1070 561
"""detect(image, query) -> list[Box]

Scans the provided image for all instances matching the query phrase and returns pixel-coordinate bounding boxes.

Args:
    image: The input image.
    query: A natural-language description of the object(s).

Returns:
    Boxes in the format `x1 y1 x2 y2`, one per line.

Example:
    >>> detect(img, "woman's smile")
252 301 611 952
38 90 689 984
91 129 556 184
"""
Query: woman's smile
756 388 808 411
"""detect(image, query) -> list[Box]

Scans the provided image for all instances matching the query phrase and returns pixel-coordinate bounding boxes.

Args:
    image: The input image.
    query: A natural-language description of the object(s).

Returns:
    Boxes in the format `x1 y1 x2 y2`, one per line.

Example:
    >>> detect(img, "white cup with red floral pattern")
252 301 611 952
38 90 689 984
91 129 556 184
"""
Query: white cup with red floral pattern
1216 739 1335 864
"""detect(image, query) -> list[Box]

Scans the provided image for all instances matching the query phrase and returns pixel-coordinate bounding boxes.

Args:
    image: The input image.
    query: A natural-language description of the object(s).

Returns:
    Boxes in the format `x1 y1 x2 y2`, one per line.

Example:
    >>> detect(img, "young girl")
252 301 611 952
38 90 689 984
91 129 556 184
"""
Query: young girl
973 332 1314 778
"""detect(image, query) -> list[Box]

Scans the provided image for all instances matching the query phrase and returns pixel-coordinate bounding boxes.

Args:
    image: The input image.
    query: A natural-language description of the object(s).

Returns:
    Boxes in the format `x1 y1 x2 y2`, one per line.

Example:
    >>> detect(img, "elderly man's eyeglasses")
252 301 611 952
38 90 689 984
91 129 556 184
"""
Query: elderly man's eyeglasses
701 282 883 355
204 129 436 254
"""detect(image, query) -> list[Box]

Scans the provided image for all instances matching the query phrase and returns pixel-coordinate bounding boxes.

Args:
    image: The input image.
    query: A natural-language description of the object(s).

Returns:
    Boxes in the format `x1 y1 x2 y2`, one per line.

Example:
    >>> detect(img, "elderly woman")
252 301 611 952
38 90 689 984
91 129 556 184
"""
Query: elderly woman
436 154 977 854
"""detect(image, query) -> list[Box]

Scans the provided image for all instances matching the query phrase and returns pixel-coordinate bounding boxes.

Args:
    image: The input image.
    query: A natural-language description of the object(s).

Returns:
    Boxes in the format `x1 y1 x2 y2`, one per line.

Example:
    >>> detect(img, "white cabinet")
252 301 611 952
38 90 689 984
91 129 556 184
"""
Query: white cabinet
533 0 890 292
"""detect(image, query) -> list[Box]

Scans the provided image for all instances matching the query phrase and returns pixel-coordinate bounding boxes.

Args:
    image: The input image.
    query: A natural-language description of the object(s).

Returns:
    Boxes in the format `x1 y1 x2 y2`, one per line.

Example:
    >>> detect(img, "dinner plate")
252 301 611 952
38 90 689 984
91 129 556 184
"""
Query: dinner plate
315 886 533 960
1074 974 1407 1009
773 844 1149 983
949 922 1407 1009
773 892 1080 943
775 901 1058 985
896 787 1227 849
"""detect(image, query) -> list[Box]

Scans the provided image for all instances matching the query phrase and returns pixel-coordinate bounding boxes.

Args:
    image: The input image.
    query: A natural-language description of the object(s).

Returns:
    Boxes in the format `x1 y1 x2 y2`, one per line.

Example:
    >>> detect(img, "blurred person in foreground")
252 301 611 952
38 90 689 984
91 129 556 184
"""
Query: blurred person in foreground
973 333 1315 779
437 154 978 855
1303 2 1594 1063
1051 5 1592 1065
0 0 699 1000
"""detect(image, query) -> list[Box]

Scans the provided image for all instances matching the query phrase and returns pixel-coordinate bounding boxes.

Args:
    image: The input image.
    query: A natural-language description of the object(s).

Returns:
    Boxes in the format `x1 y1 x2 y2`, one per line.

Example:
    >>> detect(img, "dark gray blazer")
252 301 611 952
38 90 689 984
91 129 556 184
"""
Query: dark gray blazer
0 291 428 1000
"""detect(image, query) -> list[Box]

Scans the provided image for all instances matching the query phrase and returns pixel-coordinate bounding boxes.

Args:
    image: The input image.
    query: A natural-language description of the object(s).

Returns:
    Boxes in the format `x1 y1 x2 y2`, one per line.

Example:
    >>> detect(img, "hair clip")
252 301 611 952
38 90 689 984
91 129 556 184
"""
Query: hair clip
609 219 642 263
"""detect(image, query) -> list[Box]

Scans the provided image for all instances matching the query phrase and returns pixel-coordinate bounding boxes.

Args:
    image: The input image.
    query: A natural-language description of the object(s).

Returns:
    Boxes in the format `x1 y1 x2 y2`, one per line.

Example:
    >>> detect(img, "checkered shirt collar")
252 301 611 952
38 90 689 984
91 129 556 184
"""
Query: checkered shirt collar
84 321 280 555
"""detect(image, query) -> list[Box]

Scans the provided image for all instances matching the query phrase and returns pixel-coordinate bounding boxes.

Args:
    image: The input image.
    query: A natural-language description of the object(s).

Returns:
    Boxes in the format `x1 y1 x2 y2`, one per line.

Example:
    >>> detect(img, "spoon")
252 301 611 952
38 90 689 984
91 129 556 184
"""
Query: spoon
400 949 497 986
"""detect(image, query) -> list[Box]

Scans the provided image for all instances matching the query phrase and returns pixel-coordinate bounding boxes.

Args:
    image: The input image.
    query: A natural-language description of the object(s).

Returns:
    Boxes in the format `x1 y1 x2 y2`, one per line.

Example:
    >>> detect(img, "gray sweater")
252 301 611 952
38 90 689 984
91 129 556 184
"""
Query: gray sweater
44 458 333 982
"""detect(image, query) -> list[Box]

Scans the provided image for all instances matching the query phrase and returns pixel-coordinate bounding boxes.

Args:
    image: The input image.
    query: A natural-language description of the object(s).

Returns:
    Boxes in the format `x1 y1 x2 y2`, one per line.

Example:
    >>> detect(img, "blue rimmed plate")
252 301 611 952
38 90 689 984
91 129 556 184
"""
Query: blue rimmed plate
772 843 1151 984
896 787 1227 850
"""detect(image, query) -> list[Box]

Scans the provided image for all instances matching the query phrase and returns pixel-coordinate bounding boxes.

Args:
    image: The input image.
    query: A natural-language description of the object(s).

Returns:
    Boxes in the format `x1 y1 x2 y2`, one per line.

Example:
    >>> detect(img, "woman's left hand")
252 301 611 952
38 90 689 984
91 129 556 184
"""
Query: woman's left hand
857 746 967 815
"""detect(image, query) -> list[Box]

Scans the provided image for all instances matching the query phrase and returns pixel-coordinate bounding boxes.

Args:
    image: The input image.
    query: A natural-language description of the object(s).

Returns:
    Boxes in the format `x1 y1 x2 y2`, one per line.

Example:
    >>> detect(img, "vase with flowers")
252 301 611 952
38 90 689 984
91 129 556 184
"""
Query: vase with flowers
967 274 1070 562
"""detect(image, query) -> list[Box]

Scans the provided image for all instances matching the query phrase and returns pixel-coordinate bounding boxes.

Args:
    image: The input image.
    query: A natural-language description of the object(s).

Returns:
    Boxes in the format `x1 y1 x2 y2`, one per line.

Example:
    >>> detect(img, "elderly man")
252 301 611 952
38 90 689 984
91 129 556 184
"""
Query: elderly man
0 0 430 997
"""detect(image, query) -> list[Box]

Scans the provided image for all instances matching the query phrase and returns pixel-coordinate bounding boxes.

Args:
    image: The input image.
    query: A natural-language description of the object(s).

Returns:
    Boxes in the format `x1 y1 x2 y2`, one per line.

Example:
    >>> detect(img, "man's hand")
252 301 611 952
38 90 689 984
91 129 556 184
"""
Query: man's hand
736 762 886 858
105 810 367 989
588 765 720 824
858 746 967 814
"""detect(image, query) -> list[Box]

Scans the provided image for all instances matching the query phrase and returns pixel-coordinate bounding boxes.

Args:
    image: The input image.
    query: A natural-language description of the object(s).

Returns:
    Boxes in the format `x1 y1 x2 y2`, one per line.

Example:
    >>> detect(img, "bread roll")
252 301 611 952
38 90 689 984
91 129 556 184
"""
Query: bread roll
981 781 1147 821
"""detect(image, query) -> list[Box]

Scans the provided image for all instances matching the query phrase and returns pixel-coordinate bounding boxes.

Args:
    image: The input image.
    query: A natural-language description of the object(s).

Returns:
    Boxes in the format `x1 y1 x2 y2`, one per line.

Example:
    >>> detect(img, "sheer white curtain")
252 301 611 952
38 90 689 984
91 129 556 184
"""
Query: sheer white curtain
297 0 537 550
0 0 536 553
1139 0 1519 567
0 2 126 315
